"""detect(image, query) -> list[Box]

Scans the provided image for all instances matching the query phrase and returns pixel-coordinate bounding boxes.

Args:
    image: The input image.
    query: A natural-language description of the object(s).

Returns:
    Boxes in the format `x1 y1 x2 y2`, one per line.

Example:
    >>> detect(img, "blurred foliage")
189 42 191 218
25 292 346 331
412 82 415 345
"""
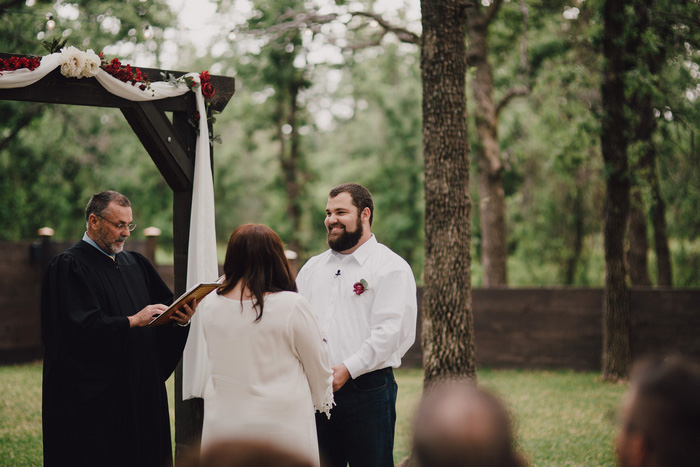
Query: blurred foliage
0 0 176 244
1 0 700 286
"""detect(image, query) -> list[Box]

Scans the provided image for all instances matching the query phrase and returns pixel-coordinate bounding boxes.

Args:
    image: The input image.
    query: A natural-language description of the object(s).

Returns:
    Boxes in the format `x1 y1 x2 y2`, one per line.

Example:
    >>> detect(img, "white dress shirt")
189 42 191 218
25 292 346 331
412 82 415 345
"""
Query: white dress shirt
296 235 417 379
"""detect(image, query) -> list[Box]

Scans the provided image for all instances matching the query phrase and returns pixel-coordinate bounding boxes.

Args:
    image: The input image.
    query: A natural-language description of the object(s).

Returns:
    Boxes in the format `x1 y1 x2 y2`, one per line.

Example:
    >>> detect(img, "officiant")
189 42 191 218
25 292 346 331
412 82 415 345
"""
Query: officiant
40 190 196 467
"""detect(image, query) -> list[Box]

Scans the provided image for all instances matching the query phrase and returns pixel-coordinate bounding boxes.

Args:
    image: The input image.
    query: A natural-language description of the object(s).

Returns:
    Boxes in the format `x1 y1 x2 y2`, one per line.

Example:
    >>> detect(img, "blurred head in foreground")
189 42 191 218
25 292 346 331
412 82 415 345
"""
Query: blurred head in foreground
616 355 700 467
180 438 314 467
412 379 525 467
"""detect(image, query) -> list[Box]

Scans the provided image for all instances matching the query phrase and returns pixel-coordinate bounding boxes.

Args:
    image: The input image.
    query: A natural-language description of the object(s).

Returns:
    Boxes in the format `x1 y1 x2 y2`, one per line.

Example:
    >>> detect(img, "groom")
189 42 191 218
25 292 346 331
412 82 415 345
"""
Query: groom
296 183 417 466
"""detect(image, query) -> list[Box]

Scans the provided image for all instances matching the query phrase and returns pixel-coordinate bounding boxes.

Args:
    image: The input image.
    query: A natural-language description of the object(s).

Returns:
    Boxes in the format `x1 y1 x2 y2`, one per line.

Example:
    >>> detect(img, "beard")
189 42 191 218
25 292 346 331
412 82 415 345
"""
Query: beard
94 226 127 255
327 215 363 252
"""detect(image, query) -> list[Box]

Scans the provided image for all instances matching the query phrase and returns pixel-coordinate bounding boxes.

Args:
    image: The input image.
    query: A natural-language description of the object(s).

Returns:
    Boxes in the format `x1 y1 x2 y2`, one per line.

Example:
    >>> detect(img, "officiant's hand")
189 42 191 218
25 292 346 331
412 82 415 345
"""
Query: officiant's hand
128 304 168 328
331 364 350 392
170 299 197 326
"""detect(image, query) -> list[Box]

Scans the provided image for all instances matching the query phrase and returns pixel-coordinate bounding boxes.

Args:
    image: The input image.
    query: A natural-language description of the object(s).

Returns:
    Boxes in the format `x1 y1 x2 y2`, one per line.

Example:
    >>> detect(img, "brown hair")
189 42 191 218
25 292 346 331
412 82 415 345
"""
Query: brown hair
329 183 374 226
85 190 131 221
179 439 314 467
217 224 297 321
413 379 524 467
625 355 700 467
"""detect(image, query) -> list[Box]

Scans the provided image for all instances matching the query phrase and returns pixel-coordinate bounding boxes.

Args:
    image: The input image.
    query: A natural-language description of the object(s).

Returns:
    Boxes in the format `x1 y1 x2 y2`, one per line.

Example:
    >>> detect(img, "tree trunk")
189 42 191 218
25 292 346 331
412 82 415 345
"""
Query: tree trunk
274 79 305 255
564 181 585 285
650 176 672 286
468 0 508 287
278 81 304 254
601 0 631 381
628 188 652 286
626 0 672 288
420 0 475 387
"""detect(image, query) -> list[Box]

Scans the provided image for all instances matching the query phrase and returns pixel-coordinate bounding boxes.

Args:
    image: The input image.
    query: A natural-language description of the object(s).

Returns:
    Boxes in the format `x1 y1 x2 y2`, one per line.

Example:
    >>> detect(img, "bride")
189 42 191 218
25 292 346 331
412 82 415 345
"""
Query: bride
198 224 334 465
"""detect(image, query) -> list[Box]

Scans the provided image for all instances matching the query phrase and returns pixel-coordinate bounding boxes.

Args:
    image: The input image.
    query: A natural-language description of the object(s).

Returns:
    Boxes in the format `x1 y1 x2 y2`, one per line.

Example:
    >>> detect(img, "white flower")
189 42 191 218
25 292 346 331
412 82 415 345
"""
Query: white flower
81 49 101 78
59 46 86 78
59 46 100 79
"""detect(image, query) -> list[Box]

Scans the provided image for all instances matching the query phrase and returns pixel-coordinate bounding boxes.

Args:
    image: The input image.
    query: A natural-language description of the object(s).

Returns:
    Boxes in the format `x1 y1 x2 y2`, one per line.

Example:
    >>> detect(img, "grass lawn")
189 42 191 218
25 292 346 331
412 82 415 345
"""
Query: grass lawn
0 362 626 466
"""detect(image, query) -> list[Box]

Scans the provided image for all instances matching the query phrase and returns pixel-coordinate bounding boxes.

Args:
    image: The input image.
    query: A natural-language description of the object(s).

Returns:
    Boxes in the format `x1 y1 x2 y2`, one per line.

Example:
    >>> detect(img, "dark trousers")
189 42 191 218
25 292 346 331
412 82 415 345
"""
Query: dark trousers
315 368 397 467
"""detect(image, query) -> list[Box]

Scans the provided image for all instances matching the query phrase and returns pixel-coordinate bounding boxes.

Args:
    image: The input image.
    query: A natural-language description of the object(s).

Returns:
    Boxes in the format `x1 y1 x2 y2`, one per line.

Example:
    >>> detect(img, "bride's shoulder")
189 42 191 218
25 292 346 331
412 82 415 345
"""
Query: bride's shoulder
269 290 303 301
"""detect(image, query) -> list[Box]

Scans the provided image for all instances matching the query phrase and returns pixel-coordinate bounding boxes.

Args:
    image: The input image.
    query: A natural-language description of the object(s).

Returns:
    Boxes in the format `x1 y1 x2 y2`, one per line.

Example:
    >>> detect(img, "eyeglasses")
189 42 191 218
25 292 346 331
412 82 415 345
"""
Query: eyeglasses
96 214 136 232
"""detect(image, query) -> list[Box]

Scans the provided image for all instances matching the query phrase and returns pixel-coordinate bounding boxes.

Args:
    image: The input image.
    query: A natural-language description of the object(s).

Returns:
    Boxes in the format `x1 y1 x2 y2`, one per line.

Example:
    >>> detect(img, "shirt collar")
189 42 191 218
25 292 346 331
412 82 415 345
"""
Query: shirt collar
82 232 115 260
329 234 377 266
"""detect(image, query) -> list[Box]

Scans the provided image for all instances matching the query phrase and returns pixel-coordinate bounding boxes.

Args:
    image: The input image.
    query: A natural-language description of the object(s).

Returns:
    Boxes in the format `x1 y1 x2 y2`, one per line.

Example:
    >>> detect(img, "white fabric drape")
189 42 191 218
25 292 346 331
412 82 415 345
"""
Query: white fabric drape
182 80 219 400
0 52 218 399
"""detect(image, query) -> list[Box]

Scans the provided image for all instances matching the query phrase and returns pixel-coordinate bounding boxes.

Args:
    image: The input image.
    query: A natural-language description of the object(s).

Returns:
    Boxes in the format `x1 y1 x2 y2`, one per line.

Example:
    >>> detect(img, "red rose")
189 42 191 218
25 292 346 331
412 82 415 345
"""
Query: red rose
201 82 215 99
200 70 211 83
353 282 365 295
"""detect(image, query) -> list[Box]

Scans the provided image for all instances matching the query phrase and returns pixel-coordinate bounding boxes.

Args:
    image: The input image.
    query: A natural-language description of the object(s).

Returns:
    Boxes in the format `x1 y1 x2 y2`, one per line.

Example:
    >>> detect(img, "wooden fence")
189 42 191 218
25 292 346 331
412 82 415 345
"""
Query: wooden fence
2 240 699 370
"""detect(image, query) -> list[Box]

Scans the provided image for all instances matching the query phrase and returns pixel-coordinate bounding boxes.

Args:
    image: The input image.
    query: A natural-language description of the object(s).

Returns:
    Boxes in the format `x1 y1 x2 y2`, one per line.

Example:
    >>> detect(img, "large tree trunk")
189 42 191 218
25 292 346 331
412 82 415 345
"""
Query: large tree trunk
468 0 508 287
420 0 475 386
601 0 631 381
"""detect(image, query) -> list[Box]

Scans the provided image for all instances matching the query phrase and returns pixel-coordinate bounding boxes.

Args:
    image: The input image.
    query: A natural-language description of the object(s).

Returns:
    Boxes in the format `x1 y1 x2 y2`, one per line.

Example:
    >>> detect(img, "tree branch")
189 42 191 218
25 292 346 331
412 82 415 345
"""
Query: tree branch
352 11 421 45
495 86 530 115
483 0 504 25
0 104 44 153
241 8 420 47
495 0 531 115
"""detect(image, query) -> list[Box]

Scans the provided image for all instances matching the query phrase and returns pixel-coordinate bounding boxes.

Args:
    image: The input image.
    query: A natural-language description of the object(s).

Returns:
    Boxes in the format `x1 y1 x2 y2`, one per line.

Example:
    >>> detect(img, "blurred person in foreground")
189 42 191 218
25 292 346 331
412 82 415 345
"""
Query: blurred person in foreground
615 355 700 467
198 224 334 465
41 190 195 467
180 438 315 467
296 182 417 466
412 379 525 467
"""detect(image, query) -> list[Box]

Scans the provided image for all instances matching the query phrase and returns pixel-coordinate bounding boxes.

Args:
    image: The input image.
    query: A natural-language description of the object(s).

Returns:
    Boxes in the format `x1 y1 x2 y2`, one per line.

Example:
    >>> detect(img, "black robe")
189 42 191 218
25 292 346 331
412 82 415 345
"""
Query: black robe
41 240 189 467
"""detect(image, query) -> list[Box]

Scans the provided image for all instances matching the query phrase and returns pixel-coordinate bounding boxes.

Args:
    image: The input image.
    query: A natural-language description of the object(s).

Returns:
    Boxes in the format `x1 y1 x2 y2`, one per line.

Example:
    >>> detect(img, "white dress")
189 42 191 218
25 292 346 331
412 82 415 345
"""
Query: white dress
199 291 334 465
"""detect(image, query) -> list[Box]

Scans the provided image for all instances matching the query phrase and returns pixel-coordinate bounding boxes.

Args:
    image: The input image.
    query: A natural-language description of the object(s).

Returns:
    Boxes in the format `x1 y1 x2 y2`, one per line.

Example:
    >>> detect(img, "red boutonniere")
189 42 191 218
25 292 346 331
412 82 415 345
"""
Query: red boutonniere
353 279 370 295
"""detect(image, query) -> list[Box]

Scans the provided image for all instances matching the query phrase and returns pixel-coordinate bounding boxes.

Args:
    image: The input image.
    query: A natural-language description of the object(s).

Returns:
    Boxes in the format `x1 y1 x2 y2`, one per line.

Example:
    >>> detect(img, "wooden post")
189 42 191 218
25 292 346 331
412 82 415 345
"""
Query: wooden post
37 226 55 271
143 226 161 265
172 104 205 460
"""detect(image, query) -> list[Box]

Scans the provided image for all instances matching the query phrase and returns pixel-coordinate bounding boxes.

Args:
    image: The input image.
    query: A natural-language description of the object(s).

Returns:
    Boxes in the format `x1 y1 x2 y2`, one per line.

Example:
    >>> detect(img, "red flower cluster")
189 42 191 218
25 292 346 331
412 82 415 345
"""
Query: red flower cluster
199 70 215 99
99 53 149 90
353 282 366 295
0 56 41 75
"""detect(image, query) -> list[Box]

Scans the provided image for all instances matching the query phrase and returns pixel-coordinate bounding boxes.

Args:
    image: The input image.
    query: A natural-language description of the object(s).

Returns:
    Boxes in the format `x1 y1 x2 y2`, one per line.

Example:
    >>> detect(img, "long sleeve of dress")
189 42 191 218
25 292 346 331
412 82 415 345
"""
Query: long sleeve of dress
288 297 335 418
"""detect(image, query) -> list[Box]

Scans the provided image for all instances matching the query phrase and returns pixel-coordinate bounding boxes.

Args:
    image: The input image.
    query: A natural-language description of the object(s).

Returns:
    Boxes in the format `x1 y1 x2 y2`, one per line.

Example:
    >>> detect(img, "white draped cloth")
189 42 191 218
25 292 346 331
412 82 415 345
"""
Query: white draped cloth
0 51 218 399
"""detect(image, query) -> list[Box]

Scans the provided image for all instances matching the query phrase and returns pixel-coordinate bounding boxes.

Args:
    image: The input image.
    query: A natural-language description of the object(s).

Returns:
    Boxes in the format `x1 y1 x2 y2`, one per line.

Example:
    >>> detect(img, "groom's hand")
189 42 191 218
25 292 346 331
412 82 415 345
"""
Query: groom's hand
331 364 350 392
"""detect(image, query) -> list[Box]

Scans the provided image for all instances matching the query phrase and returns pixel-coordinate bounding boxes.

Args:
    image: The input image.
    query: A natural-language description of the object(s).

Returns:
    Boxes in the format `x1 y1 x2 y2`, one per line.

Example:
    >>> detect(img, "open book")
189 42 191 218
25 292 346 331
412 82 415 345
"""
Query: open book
148 276 224 327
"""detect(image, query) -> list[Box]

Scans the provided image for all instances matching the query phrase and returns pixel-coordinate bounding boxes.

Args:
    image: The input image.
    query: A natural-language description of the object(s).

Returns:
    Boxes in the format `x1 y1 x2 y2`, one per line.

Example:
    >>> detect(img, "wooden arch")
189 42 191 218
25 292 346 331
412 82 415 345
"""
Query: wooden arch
0 52 236 456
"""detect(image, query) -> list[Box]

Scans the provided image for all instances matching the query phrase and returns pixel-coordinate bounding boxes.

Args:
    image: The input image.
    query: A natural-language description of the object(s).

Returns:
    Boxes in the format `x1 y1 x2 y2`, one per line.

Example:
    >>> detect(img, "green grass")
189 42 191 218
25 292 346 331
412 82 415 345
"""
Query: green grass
0 363 43 466
0 362 626 467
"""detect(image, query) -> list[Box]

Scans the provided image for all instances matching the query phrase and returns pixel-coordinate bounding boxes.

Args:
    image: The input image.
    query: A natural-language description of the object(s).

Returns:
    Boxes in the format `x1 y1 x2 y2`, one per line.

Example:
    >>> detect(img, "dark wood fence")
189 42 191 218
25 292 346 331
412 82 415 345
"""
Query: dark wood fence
2 240 699 370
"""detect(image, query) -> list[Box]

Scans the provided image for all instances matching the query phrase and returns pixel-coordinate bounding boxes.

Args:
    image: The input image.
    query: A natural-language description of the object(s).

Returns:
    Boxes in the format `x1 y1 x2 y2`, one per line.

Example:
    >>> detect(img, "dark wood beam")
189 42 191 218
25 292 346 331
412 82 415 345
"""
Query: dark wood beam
121 102 194 191
0 53 235 113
